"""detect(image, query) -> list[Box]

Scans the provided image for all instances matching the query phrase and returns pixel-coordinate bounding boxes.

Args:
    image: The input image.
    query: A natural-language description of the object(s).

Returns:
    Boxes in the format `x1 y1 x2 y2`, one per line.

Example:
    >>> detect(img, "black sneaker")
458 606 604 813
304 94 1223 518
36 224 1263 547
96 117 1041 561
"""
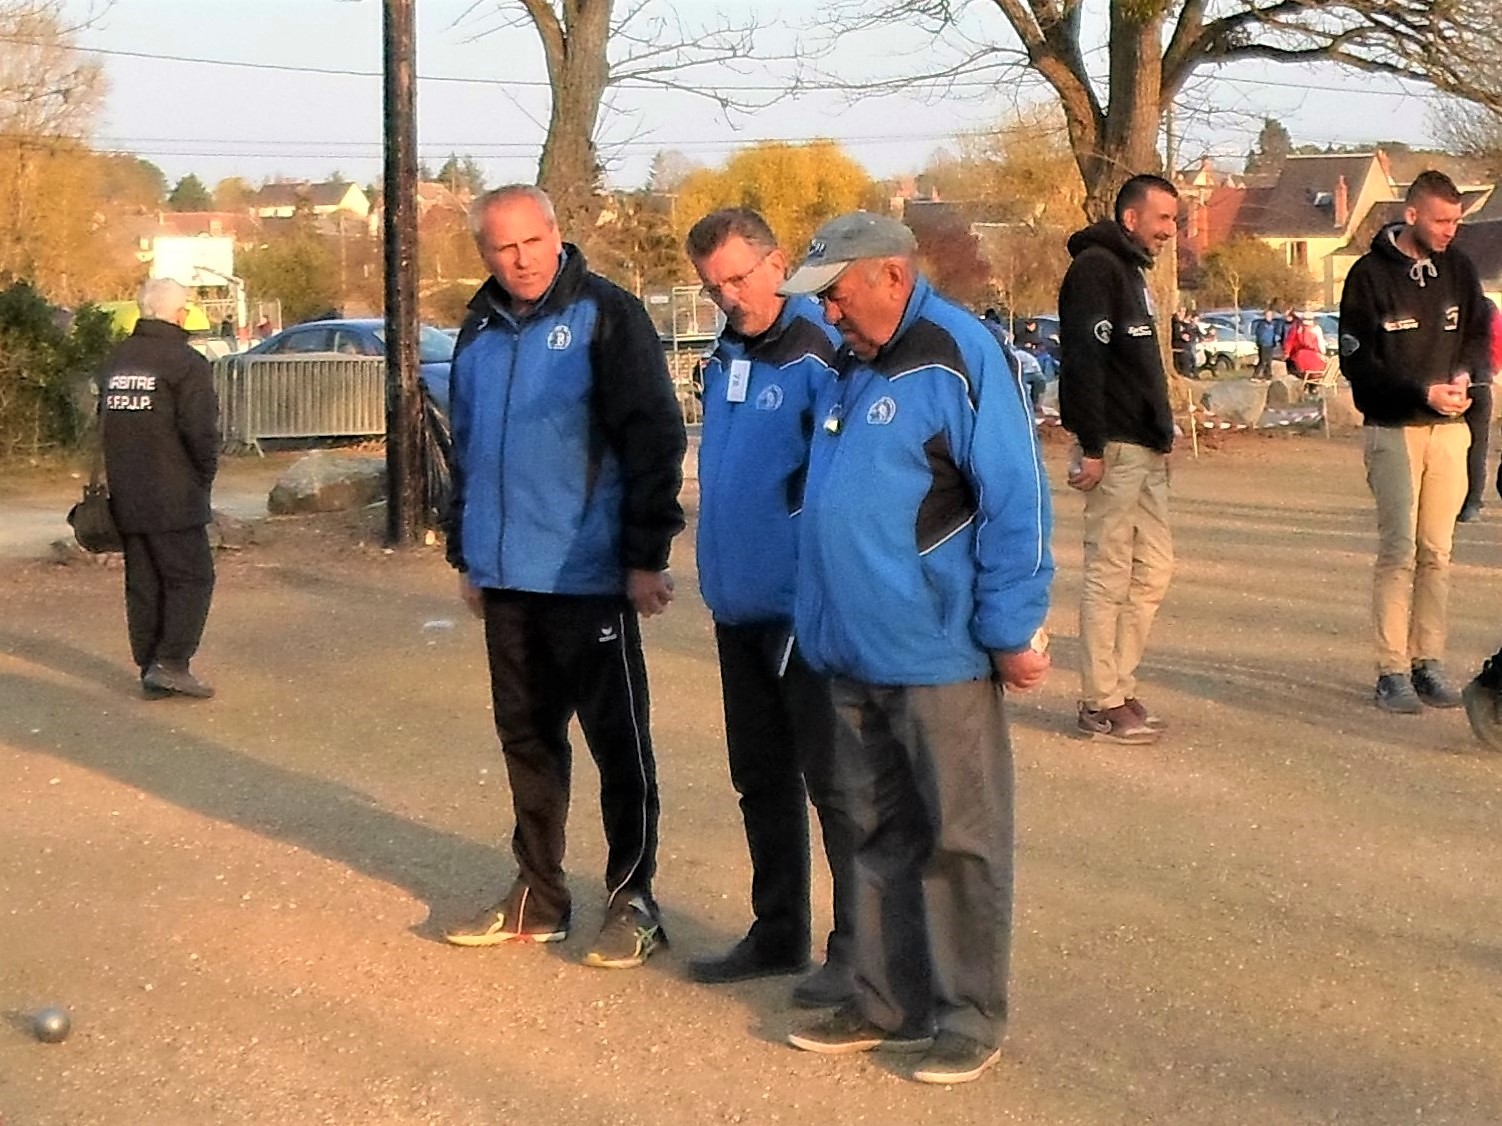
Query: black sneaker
688 936 807 984
444 882 569 947
1411 660 1463 709
790 959 854 1008
786 1003 933 1056
142 662 214 699
583 894 666 969
1458 500 1482 524
1374 673 1423 714
912 1031 1002 1085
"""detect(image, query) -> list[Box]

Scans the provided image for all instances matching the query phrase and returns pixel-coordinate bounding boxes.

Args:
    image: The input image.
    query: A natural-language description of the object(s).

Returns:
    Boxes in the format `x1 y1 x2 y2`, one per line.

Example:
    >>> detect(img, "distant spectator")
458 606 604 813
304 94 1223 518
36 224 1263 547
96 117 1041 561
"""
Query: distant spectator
1284 313 1325 376
1459 297 1501 522
1252 308 1283 380
1170 309 1198 377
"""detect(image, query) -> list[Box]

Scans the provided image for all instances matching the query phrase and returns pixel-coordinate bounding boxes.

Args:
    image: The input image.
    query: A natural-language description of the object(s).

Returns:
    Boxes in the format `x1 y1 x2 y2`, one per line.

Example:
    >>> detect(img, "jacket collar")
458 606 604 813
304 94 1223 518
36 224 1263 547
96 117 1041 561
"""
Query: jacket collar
132 318 190 342
468 242 588 323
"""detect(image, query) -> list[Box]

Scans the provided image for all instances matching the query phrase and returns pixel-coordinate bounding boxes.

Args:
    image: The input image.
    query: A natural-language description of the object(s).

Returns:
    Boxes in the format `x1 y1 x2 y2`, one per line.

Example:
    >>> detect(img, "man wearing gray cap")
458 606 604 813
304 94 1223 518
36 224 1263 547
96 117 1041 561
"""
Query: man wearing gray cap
778 211 1054 1084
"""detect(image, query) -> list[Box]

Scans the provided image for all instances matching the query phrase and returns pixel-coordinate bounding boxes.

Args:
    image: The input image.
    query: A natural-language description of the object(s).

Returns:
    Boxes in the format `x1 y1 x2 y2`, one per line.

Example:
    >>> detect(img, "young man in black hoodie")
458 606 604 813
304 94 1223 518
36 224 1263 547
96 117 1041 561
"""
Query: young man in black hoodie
1057 174 1179 744
1339 170 1492 714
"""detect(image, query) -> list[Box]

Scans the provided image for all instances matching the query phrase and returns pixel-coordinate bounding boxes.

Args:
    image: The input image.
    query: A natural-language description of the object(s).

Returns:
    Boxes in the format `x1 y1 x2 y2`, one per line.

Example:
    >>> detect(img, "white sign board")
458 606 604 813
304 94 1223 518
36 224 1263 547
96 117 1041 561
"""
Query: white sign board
151 236 235 287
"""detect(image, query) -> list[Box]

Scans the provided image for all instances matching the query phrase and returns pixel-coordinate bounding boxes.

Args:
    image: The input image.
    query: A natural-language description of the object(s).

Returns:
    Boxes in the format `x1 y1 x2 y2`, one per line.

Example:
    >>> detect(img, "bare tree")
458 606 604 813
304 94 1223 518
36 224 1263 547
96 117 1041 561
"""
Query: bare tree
457 1 795 236
819 0 1502 222
0 0 106 137
1430 101 1502 180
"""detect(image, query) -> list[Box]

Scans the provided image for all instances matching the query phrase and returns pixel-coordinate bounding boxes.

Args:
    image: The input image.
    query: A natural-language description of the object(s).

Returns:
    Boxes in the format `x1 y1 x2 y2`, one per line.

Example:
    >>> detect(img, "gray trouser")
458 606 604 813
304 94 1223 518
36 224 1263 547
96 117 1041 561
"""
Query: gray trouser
830 676 1014 1046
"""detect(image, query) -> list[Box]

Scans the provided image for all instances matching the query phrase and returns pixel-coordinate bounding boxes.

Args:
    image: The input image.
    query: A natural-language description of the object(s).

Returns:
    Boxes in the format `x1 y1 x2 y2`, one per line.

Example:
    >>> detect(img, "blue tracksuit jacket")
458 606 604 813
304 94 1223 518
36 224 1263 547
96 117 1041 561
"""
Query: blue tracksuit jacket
445 247 686 594
696 296 839 625
795 277 1053 685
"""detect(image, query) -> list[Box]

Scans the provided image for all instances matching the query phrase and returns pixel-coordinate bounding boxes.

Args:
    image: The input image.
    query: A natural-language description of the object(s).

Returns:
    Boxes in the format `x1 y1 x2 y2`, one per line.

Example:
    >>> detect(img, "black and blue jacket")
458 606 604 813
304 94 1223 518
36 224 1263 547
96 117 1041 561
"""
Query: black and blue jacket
795 277 1054 686
697 295 839 625
445 246 687 595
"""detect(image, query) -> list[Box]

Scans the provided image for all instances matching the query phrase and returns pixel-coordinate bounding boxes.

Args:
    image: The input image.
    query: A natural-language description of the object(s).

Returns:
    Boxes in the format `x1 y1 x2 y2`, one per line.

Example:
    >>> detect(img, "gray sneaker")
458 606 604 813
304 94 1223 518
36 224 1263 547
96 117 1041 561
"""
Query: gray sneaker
1077 702 1157 744
912 1031 1003 1085
1411 660 1462 709
1374 672 1423 714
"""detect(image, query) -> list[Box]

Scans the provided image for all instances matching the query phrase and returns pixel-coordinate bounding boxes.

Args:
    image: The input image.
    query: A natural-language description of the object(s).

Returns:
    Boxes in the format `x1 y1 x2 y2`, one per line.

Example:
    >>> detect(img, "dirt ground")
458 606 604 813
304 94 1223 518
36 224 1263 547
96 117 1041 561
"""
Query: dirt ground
2 431 1501 1126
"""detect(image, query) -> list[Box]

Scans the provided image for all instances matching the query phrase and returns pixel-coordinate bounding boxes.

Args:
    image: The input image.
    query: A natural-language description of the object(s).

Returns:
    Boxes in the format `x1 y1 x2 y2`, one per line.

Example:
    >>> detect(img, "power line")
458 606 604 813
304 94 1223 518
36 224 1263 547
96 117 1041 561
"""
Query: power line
0 33 1462 103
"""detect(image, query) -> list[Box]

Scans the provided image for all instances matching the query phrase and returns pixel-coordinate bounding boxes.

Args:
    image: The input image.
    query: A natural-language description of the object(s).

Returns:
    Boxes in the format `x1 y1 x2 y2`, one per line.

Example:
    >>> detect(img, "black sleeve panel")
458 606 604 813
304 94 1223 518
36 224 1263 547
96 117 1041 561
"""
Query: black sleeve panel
587 277 687 572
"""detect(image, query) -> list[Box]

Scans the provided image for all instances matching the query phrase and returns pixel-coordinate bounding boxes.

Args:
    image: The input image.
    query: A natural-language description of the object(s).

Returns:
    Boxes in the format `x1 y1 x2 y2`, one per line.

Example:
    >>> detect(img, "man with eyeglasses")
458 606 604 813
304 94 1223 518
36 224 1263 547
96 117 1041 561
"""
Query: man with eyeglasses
682 208 857 1010
779 211 1053 1084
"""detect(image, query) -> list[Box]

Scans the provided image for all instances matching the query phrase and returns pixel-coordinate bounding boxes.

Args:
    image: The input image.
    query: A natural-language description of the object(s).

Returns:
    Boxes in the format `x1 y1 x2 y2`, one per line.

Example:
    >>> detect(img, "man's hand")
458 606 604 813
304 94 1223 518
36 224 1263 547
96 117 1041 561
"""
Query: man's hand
628 568 675 617
458 574 484 618
993 648 1051 691
1427 380 1471 418
1068 455 1106 492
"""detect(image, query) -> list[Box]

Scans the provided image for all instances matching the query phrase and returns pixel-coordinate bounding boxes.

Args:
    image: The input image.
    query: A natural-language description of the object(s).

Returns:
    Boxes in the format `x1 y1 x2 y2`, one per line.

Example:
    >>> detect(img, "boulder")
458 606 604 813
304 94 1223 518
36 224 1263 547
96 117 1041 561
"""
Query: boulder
1200 379 1269 427
268 451 387 515
1264 372 1306 407
1321 386 1363 431
207 509 254 549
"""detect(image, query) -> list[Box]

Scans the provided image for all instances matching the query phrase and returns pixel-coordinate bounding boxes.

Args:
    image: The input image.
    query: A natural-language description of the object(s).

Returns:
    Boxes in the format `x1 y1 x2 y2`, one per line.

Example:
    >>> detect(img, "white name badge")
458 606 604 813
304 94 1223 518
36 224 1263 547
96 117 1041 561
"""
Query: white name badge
726 359 751 403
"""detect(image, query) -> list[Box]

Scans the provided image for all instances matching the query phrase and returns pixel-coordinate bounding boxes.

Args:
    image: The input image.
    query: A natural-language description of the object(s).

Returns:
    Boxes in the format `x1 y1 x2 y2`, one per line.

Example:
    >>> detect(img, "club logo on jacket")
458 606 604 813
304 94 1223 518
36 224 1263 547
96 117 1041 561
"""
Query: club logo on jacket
1093 319 1113 344
1445 305 1460 331
866 396 898 425
547 324 572 350
755 384 784 411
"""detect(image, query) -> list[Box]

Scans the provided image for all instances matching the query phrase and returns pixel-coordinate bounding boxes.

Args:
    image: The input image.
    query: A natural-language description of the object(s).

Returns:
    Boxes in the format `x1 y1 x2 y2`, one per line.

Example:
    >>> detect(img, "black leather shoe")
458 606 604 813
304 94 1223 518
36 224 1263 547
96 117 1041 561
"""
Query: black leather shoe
687 937 807 984
791 959 855 1008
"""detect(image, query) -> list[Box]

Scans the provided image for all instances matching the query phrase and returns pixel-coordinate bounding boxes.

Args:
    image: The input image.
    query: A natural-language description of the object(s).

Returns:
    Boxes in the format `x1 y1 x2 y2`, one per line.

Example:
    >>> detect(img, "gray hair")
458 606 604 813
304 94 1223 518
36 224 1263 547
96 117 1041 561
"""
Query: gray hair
469 184 557 237
684 207 778 262
138 277 190 321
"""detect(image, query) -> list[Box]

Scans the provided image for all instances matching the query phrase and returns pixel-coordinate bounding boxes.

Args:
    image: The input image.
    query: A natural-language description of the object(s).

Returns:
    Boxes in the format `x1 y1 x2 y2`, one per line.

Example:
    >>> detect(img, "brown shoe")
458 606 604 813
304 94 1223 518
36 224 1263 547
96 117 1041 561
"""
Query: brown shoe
1124 697 1167 731
1077 702 1158 745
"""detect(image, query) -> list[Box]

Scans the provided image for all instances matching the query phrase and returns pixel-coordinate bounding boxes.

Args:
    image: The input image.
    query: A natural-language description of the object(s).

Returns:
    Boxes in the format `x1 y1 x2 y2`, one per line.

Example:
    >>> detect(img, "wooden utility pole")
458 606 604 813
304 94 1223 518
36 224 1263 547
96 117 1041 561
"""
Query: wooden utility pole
382 0 422 545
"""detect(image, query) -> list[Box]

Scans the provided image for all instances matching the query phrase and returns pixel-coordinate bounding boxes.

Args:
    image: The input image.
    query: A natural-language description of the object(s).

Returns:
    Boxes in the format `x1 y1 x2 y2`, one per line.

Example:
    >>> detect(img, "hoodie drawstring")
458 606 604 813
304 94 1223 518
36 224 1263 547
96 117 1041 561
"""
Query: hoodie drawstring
1409 257 1438 288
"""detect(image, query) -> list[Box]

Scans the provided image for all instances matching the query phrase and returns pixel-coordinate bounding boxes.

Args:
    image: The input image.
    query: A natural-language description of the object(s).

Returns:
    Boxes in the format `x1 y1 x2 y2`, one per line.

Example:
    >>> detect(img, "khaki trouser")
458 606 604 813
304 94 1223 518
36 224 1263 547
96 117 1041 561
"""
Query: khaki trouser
1364 422 1470 675
1079 442 1174 710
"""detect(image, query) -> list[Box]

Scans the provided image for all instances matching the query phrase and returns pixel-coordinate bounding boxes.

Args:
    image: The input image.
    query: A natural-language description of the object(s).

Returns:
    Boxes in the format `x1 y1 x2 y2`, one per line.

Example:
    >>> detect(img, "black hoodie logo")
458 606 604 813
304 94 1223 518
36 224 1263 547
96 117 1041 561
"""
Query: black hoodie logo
1445 305 1460 332
1093 319 1113 344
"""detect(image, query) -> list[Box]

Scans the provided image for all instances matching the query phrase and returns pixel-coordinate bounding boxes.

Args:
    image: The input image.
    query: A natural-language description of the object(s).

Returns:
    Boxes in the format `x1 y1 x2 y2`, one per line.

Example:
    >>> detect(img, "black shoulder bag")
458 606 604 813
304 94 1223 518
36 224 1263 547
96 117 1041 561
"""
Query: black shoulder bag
67 417 123 554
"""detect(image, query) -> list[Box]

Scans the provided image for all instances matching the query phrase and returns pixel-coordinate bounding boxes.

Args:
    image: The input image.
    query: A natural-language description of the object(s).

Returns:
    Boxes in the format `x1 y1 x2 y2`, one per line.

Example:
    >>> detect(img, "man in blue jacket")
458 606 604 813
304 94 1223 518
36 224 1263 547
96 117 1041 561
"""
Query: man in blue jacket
442 185 687 969
682 208 857 1008
779 212 1053 1085
1252 308 1284 380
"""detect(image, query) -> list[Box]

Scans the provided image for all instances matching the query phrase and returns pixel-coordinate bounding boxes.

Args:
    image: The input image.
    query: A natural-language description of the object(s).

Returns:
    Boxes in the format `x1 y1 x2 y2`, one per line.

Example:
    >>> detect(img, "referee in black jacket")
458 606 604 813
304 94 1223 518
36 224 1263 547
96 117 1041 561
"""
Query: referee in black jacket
99 278 220 699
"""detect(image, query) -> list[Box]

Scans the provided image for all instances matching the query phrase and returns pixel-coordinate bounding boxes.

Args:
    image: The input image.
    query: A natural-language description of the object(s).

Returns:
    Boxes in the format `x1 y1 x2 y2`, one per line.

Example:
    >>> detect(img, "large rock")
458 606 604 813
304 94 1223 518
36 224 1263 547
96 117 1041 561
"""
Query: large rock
1264 372 1306 407
268 452 387 515
1322 386 1363 431
1200 379 1270 427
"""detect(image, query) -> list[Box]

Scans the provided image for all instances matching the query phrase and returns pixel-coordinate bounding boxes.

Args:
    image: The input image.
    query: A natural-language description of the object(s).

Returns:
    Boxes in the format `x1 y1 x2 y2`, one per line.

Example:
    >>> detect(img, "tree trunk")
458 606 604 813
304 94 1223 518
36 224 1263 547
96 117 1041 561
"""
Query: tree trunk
1073 4 1192 414
533 1 611 242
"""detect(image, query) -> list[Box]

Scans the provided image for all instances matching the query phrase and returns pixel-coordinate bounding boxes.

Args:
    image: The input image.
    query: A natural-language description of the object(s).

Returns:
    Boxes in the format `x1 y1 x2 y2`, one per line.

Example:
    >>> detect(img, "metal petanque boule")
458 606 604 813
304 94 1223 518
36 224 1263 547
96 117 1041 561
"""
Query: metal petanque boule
32 1006 71 1044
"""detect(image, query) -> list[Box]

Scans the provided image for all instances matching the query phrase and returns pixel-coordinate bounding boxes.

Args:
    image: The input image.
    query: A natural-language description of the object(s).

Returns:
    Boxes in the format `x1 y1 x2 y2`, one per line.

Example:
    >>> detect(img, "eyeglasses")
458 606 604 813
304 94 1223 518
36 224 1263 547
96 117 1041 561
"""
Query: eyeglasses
702 250 774 301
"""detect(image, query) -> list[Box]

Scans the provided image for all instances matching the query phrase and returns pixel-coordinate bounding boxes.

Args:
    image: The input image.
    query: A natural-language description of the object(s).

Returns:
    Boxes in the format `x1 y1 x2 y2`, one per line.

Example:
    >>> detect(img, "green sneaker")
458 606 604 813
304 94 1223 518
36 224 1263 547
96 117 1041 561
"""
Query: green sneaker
444 882 569 947
583 894 666 969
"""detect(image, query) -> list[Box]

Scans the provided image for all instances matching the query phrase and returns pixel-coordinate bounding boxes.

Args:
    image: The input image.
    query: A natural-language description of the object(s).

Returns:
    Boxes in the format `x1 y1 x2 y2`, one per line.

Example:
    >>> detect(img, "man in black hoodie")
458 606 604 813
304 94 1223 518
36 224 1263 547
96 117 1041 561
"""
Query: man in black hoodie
1340 170 1492 714
1057 174 1178 745
99 278 220 699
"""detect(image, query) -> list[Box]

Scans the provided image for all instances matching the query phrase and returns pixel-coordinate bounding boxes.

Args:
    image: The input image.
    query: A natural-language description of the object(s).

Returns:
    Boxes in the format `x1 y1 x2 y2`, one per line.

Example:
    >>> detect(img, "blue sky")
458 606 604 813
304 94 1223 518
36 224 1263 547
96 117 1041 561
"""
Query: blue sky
69 0 1449 192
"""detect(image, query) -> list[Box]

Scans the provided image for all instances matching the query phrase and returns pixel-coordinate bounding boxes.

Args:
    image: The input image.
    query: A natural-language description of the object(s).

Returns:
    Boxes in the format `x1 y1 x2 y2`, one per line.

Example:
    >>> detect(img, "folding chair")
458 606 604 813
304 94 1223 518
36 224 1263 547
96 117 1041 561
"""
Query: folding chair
1301 356 1341 437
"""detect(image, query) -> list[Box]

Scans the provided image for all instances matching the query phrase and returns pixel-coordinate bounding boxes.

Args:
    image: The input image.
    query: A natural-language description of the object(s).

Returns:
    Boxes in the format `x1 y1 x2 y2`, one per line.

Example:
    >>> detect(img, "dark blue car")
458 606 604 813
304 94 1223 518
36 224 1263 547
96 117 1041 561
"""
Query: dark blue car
245 318 455 412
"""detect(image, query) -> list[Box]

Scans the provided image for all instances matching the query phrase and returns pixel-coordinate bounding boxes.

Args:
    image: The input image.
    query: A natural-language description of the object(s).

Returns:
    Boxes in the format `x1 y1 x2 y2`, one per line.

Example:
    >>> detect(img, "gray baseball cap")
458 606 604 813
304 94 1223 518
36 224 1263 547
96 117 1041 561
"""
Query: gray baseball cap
779 211 918 296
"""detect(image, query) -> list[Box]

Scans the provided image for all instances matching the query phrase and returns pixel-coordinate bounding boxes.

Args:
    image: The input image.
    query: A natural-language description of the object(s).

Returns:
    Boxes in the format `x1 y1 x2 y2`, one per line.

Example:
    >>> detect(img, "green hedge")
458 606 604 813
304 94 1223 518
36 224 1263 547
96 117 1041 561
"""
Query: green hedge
0 282 119 457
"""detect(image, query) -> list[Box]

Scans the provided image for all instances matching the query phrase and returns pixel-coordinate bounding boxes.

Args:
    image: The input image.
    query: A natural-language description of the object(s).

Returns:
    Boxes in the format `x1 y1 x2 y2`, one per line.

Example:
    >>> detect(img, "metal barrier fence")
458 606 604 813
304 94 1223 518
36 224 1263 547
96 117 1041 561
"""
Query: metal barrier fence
213 350 703 449
213 356 388 448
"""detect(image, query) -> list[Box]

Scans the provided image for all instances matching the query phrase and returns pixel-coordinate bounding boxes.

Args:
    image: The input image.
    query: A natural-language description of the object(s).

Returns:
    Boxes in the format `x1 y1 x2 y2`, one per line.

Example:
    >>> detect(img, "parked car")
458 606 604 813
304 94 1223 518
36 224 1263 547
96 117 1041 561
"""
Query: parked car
242 318 455 412
1194 320 1258 373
